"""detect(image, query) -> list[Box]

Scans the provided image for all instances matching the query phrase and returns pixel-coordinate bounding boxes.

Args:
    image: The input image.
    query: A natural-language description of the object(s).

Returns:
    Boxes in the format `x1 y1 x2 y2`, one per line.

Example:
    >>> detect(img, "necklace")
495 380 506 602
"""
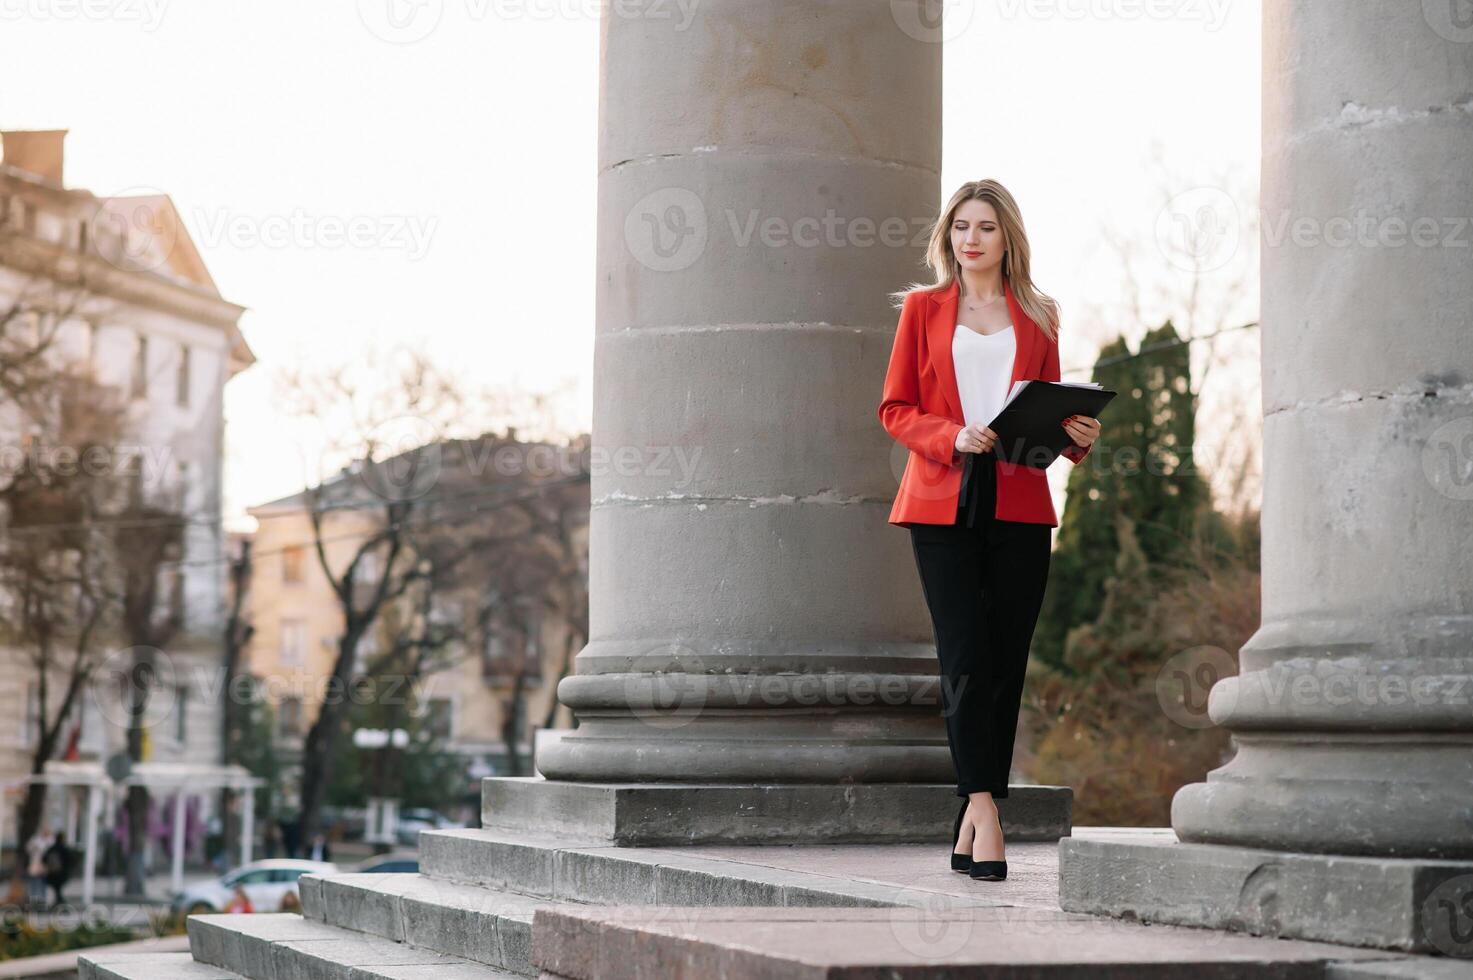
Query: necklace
963 292 1004 313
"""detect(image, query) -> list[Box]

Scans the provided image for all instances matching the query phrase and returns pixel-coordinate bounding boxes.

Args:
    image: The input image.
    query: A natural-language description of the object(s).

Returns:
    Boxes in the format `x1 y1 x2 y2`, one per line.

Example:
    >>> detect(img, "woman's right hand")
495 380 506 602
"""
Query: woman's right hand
954 424 997 455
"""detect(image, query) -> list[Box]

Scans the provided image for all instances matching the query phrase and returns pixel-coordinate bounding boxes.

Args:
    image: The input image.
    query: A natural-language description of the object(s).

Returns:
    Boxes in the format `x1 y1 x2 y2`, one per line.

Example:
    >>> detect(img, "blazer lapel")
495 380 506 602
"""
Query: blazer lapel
1003 279 1036 390
927 281 964 422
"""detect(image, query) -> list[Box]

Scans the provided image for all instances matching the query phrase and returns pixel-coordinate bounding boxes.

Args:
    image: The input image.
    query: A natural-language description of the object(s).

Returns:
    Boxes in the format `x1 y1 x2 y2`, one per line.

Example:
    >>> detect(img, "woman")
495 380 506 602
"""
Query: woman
877 179 1101 881
224 885 254 914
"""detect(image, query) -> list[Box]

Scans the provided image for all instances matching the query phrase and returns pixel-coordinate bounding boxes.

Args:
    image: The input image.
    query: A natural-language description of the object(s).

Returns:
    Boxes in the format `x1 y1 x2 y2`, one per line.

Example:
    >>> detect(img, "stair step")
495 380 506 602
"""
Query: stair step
530 905 1419 979
187 913 521 980
417 828 565 896
301 872 570 974
417 827 909 909
79 951 246 980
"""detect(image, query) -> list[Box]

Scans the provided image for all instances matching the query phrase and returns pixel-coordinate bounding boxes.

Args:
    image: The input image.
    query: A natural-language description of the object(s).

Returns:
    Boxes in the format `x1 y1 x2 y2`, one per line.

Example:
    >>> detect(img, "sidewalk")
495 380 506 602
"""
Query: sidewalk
12 869 219 930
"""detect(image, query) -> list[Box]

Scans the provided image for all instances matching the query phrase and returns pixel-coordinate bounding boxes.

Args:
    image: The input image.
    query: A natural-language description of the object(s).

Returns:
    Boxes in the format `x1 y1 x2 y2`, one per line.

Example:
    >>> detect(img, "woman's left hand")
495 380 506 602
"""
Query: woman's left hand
1062 414 1101 449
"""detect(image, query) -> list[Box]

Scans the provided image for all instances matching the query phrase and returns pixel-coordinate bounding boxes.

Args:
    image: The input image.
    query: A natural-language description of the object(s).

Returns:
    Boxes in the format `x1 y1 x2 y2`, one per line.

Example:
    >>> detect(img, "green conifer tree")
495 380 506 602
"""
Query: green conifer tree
1033 321 1219 673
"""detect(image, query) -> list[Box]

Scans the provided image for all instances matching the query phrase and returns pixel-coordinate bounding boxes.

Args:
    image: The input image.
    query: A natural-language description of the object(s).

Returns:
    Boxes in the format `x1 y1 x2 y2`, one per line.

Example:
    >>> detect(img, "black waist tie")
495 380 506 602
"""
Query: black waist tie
956 449 996 529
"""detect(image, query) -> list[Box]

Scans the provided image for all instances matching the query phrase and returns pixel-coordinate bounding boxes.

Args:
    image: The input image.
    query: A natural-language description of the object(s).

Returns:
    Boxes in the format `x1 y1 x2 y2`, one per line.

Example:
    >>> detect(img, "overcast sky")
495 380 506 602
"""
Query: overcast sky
0 0 1262 527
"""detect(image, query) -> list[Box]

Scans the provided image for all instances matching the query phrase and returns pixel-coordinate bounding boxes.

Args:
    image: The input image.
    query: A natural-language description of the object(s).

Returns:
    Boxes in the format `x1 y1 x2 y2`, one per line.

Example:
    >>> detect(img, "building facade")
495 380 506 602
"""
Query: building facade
240 435 586 816
0 129 253 841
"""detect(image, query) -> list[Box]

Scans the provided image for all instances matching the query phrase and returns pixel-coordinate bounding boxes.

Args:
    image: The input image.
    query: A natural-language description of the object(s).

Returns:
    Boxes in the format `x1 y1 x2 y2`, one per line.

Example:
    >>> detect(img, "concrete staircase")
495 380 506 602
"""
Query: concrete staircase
76 824 896 980
77 819 1464 977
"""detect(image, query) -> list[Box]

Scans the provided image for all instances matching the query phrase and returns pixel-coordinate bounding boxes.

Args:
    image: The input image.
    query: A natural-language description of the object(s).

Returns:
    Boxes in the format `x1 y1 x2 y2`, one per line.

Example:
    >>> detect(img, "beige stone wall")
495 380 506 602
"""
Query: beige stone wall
243 499 581 763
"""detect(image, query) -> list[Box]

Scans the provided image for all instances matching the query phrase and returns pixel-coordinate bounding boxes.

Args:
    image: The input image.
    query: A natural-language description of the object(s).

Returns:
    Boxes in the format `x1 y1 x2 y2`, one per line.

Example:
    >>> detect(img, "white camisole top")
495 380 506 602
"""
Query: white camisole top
951 322 1015 429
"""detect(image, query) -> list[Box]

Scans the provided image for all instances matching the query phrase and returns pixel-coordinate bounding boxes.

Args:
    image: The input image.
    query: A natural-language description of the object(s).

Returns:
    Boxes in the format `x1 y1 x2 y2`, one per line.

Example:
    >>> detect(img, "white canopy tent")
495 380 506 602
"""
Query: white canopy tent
4 760 263 905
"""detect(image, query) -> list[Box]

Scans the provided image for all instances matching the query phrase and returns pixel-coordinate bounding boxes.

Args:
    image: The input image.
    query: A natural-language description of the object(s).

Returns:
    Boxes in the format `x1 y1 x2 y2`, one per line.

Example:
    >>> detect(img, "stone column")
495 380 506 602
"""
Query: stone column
1171 1 1473 857
537 0 953 783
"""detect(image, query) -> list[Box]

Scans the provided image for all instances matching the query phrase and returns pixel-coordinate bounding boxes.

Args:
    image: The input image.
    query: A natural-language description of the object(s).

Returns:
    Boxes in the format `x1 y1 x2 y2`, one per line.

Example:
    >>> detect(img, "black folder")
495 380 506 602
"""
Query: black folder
983 380 1117 469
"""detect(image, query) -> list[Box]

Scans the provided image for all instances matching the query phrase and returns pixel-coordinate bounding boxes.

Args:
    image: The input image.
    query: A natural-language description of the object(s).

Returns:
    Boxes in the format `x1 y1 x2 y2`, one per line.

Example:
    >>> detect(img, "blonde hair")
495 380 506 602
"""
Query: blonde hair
889 179 1060 343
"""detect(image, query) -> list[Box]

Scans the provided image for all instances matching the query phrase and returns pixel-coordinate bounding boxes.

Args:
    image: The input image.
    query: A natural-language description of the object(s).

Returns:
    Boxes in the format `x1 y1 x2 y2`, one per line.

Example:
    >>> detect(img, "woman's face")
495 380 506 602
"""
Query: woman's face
950 199 1007 275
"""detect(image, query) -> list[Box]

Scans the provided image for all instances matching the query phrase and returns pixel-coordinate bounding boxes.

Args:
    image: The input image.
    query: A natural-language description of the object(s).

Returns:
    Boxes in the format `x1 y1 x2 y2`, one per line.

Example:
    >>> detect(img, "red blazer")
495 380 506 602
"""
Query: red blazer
878 279 1092 528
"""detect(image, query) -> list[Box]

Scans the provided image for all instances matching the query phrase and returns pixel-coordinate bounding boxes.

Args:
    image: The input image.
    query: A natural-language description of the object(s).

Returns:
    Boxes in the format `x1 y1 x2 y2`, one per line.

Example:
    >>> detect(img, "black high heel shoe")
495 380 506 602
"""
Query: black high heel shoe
968 807 1007 880
950 800 971 873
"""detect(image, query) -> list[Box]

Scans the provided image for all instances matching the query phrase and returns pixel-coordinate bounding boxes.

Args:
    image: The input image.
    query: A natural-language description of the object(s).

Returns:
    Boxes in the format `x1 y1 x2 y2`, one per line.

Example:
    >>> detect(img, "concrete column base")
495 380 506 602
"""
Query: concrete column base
480 776 1073 846
1058 836 1473 958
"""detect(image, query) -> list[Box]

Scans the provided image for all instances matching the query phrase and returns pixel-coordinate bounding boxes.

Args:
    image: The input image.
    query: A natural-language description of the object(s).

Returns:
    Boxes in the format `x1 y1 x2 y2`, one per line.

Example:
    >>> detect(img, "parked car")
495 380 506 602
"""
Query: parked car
172 859 339 915
394 808 457 847
353 853 419 874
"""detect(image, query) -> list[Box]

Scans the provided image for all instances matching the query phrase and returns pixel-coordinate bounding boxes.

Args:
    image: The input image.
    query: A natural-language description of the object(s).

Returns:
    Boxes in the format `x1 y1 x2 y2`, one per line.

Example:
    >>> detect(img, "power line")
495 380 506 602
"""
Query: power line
156 472 590 572
0 469 587 538
3 321 1257 541
1060 320 1258 377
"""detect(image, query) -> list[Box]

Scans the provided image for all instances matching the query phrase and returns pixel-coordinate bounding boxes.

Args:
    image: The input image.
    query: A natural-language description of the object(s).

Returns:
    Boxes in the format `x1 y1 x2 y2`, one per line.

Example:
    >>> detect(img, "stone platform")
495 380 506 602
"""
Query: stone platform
1059 834 1473 958
478 777 1073 845
78 825 1466 979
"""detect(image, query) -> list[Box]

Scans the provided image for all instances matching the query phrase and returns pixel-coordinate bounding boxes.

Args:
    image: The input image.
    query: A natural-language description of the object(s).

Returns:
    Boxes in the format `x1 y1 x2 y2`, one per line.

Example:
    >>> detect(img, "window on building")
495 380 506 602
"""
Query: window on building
176 460 190 511
174 684 189 743
481 608 544 683
280 619 306 667
525 607 544 660
80 686 104 755
482 628 509 679
168 565 185 623
421 697 454 741
131 334 148 399
20 682 40 747
277 697 303 739
14 310 41 347
429 596 463 628
129 461 144 508
282 544 305 584
353 630 376 674
176 344 191 407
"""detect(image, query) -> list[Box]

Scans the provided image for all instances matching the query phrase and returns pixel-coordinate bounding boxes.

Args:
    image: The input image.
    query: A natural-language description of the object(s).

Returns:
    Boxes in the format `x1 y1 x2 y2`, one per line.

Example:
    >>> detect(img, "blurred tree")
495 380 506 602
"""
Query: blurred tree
0 374 122 896
227 677 282 862
1034 322 1226 675
1022 509 1259 825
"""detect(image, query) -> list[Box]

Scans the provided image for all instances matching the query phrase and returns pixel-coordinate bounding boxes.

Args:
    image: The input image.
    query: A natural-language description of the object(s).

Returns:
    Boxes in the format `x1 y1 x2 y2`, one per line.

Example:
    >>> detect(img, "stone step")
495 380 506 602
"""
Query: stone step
186 912 521 980
79 951 246 980
529 905 1423 979
1059 835 1473 958
478 776 1073 846
417 826 947 908
300 871 573 974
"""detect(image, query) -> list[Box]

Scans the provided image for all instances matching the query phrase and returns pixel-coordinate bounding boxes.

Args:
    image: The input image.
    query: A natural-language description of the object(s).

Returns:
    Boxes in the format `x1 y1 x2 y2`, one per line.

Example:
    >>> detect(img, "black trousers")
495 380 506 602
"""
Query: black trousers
909 449 1052 799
